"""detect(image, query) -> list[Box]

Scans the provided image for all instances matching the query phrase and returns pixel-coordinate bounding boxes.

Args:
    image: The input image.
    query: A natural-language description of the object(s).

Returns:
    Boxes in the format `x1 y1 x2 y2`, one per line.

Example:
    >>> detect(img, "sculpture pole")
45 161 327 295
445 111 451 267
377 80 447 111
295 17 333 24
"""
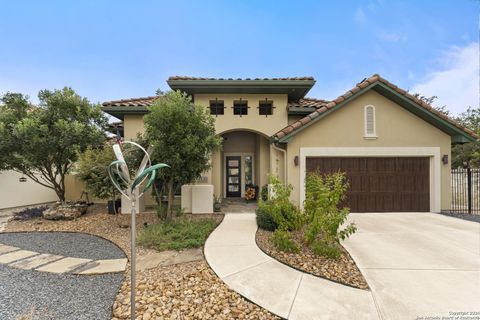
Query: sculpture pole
107 141 168 320
130 193 136 320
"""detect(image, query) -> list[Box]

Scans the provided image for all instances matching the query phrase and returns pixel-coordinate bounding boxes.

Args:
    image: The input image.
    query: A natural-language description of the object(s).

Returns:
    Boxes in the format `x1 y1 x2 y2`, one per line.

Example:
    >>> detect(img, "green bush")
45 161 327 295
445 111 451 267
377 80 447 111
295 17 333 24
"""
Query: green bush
138 218 219 251
311 240 342 259
256 201 278 231
267 175 303 231
303 172 357 248
271 229 298 253
77 144 119 200
260 184 269 201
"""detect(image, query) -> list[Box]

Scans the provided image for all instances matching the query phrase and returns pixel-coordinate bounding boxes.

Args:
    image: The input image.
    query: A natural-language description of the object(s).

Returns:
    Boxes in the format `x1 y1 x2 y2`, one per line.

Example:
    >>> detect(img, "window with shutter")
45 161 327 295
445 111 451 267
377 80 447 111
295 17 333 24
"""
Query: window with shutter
364 105 377 138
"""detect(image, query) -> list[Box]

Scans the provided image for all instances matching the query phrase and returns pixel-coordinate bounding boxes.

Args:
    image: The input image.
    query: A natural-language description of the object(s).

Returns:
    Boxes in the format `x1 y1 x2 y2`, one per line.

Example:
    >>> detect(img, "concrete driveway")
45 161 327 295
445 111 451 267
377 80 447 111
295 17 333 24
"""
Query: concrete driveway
343 212 480 320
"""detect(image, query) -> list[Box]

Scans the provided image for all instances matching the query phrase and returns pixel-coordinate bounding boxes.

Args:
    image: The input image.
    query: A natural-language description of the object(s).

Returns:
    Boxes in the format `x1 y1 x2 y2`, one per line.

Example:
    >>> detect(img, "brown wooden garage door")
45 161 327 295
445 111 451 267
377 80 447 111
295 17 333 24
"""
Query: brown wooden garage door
306 157 430 212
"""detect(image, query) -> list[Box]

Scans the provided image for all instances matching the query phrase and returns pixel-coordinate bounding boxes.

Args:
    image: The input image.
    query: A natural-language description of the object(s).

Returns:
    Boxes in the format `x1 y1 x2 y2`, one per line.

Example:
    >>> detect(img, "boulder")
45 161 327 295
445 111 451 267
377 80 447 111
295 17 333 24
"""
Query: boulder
43 202 88 220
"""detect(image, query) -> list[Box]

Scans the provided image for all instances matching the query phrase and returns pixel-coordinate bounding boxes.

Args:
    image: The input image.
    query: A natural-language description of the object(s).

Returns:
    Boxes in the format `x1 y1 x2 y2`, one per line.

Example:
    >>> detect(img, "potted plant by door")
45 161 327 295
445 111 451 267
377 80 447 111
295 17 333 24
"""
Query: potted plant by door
78 144 121 214
245 183 259 201
213 195 222 212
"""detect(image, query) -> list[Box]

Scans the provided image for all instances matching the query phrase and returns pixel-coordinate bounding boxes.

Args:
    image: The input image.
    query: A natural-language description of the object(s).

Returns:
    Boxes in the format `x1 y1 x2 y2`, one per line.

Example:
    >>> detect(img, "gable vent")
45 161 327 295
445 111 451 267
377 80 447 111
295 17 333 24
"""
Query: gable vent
364 105 376 137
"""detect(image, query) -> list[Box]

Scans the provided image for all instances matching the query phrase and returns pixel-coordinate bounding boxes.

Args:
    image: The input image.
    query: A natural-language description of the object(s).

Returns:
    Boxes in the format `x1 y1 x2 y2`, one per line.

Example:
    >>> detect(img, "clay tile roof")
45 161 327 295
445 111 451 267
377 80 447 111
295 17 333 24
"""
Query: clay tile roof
102 96 159 107
287 98 329 109
168 76 315 81
273 74 479 141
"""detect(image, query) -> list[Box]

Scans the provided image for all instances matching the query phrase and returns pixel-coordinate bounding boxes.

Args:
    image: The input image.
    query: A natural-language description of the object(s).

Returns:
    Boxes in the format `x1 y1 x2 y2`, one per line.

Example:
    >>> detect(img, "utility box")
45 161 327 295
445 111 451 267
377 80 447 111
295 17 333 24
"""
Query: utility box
191 185 214 214
181 185 193 213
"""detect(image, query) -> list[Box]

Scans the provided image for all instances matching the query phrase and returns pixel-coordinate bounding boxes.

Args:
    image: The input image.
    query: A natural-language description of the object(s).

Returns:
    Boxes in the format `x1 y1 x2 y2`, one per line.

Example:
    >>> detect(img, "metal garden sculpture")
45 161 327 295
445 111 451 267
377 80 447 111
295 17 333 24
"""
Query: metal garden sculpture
108 141 168 319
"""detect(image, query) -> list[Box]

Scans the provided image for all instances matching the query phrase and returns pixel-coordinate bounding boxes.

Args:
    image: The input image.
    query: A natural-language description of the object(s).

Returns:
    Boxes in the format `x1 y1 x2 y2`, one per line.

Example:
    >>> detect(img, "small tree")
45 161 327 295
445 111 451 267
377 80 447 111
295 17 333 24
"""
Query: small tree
303 172 356 258
144 91 222 221
77 144 119 201
0 89 107 201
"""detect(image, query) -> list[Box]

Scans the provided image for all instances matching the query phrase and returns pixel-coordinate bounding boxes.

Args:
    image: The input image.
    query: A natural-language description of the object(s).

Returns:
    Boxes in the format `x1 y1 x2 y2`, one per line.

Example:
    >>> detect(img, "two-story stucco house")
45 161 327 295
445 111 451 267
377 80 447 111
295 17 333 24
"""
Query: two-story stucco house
101 74 477 213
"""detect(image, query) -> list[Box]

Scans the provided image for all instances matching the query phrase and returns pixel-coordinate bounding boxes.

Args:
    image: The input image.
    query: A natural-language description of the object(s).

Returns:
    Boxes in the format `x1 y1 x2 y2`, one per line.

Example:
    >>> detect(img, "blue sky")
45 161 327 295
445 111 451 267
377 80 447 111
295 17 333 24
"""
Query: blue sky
0 0 478 115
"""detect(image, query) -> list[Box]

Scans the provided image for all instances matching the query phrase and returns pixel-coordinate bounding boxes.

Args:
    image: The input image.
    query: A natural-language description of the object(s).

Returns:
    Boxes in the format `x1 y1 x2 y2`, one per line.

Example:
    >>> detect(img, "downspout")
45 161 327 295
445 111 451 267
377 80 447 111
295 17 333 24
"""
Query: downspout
272 142 287 186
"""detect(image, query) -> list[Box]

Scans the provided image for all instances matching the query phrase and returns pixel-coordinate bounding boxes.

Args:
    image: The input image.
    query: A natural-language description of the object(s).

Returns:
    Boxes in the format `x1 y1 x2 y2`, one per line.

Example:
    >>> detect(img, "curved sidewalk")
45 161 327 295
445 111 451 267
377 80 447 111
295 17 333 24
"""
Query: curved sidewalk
205 213 380 320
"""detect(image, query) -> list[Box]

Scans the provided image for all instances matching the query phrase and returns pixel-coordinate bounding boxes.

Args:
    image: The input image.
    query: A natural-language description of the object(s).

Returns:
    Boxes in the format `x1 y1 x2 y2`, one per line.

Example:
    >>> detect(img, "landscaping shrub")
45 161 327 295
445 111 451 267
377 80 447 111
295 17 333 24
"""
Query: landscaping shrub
311 240 342 259
11 206 47 220
267 175 303 231
138 218 219 251
303 172 357 258
271 229 298 253
260 184 269 201
256 201 278 231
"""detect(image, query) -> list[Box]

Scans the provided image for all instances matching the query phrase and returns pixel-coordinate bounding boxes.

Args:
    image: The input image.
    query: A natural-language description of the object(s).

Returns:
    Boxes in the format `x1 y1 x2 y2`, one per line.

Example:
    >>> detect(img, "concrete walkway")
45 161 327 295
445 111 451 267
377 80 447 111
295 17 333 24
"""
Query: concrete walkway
204 214 380 319
343 212 480 320
0 242 126 275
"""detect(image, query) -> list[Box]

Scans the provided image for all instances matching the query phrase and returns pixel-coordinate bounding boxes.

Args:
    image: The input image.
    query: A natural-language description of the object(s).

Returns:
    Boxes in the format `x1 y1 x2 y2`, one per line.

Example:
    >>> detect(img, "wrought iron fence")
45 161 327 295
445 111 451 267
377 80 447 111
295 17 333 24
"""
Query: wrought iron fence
451 168 480 214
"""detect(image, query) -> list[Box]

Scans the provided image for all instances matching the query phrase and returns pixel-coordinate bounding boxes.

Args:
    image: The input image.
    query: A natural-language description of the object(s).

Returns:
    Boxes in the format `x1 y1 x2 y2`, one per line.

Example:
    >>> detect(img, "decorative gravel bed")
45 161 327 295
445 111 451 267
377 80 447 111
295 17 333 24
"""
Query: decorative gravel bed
6 204 162 259
0 263 123 320
113 261 278 320
0 232 125 260
6 205 278 319
256 229 369 290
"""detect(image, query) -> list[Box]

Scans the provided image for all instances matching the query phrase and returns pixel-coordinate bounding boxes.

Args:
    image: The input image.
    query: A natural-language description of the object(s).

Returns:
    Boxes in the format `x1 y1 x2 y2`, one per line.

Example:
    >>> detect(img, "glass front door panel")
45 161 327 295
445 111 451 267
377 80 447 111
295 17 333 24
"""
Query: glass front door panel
226 156 241 197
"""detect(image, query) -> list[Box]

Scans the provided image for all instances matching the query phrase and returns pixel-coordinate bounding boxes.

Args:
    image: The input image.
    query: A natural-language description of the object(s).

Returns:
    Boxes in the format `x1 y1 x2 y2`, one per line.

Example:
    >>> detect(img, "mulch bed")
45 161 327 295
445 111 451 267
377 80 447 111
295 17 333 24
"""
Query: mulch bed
256 229 369 290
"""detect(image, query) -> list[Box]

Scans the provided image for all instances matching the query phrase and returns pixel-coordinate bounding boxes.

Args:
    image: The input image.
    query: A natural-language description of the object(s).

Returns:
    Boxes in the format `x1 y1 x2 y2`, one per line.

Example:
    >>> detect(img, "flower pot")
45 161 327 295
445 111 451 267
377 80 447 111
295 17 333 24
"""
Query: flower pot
108 199 121 214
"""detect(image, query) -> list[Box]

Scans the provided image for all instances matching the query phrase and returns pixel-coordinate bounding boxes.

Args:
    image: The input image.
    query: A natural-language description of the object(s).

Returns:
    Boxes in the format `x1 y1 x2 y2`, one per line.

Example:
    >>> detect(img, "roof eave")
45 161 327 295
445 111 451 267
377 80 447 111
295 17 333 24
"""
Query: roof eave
101 106 149 120
277 82 477 144
167 79 316 100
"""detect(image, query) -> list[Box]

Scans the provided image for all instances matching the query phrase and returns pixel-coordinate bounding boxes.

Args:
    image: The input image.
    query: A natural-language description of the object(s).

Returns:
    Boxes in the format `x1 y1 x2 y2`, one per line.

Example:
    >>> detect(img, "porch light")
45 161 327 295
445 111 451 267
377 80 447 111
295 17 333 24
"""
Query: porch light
442 155 448 165
19 176 27 182
294 156 299 166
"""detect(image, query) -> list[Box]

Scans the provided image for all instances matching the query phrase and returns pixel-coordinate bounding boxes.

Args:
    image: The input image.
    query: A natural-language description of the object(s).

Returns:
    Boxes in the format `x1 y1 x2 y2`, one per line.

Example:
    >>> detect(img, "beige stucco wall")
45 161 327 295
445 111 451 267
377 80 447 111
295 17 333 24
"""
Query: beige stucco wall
64 174 107 203
124 115 146 140
0 171 58 209
286 90 452 211
194 94 288 137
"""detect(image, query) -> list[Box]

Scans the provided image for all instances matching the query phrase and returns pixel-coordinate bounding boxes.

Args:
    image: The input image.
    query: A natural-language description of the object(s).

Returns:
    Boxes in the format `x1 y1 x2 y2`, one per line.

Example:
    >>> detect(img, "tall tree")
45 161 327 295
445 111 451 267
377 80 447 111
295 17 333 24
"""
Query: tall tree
0 88 107 201
412 93 479 168
144 91 222 221
453 106 480 168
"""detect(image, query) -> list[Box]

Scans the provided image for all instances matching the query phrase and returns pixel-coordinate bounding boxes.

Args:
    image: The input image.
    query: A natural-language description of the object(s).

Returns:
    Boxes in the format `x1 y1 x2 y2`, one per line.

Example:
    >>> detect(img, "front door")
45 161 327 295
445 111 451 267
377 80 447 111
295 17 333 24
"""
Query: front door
226 156 241 197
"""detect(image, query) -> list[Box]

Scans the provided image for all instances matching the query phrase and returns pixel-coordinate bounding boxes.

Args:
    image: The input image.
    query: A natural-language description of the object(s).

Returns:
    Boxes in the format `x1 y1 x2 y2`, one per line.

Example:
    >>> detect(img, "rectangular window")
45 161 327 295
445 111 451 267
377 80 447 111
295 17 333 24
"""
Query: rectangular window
233 100 248 115
209 100 224 115
259 100 273 115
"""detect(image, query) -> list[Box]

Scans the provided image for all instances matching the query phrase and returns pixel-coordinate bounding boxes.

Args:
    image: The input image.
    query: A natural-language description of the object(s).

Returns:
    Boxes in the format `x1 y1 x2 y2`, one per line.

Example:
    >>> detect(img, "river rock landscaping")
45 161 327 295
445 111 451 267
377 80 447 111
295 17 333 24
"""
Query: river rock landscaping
256 229 368 290
5 204 278 319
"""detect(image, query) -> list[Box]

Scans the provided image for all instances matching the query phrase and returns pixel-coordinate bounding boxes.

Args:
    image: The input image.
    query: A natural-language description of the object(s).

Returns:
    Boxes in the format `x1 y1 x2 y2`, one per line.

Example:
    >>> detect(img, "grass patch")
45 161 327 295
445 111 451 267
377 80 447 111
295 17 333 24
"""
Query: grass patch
138 217 219 251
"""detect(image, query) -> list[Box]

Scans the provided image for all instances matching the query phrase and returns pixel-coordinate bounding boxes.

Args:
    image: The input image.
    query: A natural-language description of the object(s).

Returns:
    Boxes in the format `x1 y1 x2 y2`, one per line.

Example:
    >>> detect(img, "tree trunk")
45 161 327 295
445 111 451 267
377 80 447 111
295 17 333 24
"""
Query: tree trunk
55 187 65 202
166 179 174 222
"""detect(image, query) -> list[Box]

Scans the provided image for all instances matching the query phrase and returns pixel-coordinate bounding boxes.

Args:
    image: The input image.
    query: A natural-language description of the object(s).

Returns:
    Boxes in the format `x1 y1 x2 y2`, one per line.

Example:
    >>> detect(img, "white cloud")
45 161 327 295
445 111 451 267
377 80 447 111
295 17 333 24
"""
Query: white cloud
411 42 479 115
354 7 366 24
377 31 407 43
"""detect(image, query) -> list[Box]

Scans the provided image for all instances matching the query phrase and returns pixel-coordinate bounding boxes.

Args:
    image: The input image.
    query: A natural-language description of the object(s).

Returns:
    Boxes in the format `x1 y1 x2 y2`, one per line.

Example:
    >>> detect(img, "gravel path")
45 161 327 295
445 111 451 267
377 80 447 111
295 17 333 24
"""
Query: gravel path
0 232 125 260
0 263 123 320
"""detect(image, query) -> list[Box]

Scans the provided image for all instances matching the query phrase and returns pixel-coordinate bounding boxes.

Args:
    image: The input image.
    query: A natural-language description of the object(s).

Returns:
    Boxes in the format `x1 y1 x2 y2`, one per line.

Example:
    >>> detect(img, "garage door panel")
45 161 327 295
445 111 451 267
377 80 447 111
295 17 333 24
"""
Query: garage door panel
306 157 430 212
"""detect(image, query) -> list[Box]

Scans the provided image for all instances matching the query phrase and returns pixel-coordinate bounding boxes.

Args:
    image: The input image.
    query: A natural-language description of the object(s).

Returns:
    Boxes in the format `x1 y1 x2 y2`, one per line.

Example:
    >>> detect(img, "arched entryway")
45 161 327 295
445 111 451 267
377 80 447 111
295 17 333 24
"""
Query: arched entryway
211 130 270 199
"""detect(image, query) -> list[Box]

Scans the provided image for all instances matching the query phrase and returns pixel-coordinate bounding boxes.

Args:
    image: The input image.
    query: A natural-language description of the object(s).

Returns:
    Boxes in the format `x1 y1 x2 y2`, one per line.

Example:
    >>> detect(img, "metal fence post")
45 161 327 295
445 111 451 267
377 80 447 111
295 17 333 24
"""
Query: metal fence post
467 167 472 214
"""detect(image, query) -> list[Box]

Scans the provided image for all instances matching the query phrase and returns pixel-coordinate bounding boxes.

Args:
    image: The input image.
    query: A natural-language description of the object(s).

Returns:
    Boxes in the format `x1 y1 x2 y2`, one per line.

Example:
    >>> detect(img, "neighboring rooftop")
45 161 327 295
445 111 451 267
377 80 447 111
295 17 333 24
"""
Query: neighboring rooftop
102 96 158 108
